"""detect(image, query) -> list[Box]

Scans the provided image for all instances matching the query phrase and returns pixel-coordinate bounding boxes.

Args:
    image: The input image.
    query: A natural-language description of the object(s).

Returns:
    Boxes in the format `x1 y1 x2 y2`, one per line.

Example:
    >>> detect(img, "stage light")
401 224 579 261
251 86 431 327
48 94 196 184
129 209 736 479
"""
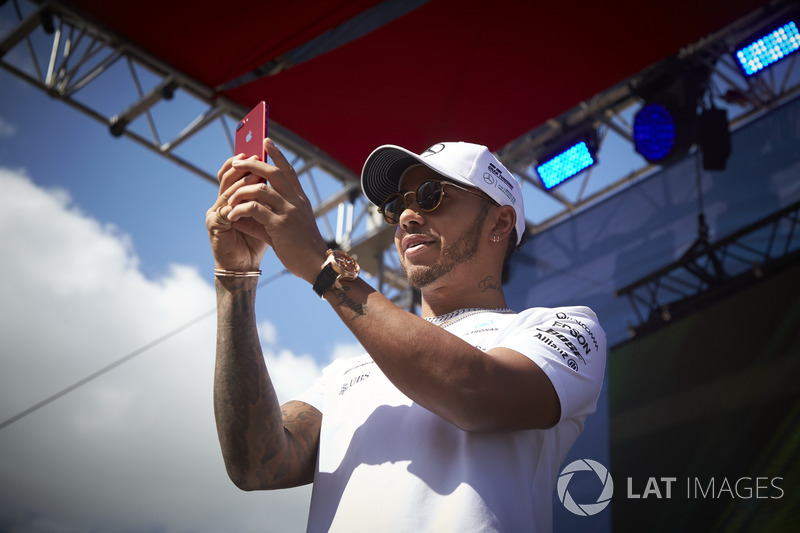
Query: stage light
631 59 710 167
735 20 800 76
633 103 676 162
536 132 598 190
633 101 696 166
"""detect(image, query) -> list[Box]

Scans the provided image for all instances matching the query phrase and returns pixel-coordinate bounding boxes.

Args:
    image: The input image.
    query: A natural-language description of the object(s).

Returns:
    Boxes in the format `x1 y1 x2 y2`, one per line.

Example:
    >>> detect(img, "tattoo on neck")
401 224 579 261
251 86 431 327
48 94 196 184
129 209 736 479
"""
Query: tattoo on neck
329 285 368 320
478 275 502 293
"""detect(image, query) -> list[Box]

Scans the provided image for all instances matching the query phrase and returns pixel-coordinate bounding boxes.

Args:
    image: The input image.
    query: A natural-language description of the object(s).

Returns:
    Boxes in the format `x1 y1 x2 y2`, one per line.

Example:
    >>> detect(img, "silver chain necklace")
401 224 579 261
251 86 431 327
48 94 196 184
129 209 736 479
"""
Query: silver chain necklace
425 307 514 327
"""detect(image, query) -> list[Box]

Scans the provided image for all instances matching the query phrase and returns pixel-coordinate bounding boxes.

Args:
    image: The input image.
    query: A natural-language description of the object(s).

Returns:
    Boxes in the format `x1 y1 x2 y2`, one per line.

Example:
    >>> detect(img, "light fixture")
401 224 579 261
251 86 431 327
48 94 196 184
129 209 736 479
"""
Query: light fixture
633 100 696 166
734 19 800 77
535 131 598 190
631 59 711 167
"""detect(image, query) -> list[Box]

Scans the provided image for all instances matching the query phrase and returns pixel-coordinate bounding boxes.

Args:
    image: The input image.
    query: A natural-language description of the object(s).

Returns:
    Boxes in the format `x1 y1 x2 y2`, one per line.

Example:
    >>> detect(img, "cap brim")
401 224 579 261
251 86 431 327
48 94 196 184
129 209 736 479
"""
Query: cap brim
361 145 429 206
362 143 494 206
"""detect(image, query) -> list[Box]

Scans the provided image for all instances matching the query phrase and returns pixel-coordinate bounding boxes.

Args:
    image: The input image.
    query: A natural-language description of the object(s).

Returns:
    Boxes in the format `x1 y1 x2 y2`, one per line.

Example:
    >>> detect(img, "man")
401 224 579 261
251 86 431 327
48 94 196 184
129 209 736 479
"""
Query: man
206 139 606 532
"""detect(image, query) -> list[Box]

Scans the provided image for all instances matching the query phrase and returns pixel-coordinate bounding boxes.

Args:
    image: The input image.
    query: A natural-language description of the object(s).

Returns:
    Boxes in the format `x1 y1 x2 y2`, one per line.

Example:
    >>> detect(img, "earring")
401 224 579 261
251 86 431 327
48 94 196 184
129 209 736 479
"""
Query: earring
491 235 501 243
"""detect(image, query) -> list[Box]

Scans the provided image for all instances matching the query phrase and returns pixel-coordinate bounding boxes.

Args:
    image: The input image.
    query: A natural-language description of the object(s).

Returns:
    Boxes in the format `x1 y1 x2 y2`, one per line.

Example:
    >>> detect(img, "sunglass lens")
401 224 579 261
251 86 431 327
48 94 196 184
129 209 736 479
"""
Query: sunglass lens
417 181 443 211
382 196 402 224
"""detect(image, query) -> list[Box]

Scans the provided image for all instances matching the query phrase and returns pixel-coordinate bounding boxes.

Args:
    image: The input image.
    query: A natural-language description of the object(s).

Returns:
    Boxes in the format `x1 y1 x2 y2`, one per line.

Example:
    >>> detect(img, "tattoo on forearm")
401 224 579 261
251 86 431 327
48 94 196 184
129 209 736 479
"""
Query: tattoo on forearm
215 279 290 486
478 275 502 293
214 279 323 489
329 285 368 320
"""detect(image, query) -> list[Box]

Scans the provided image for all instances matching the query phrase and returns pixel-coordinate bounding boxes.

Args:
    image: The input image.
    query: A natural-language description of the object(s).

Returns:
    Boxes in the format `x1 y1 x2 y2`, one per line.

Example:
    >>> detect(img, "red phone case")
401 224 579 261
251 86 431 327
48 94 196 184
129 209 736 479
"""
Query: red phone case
235 101 268 161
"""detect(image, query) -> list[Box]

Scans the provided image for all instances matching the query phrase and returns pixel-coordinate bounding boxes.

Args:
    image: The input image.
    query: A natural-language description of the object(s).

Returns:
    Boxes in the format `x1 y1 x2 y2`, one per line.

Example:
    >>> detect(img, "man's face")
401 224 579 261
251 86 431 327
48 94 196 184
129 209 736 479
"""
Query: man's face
393 167 490 289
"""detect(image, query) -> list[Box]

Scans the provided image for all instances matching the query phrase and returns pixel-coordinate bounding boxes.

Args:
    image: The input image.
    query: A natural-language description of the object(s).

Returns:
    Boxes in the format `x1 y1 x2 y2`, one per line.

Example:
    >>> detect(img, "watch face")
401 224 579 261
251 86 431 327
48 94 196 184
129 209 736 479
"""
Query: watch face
331 250 360 276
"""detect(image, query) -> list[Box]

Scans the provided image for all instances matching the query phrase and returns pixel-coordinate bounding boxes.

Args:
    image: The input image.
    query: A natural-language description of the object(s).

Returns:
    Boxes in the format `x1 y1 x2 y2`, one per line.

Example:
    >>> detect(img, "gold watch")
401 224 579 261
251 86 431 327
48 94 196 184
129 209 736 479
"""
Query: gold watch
312 249 360 299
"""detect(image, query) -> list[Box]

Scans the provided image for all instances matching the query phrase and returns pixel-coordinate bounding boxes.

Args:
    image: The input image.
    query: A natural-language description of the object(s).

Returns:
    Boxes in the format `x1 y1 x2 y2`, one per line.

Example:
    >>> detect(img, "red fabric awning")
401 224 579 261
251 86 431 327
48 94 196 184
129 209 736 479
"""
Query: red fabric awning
69 0 768 174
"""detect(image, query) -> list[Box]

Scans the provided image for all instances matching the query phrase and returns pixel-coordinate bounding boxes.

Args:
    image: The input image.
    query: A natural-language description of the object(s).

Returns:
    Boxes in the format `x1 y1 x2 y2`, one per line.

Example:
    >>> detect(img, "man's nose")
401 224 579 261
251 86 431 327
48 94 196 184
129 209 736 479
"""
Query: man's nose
398 192 425 227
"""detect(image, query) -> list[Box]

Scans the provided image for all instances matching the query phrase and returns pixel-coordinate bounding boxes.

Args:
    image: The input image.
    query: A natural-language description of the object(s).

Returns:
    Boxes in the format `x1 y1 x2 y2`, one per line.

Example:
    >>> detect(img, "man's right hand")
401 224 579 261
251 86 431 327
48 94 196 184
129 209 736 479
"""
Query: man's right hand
206 154 270 272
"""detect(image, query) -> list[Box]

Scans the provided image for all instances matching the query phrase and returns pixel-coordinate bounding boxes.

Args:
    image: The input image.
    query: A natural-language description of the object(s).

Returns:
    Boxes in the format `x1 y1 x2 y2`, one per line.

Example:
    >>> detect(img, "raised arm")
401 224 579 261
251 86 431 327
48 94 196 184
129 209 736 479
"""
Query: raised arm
213 276 320 490
321 281 560 432
207 155 320 491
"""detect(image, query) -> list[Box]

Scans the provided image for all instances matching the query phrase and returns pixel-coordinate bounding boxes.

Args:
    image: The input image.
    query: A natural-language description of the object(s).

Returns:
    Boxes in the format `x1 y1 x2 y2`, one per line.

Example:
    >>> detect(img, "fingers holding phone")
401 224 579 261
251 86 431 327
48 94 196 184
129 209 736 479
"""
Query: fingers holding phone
206 102 272 270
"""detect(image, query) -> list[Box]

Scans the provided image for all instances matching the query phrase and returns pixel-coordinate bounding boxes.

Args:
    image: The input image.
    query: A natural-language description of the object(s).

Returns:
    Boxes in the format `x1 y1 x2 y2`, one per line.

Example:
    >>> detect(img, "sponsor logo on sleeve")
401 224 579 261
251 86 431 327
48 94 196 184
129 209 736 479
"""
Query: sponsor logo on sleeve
556 311 600 350
534 330 582 371
533 311 602 372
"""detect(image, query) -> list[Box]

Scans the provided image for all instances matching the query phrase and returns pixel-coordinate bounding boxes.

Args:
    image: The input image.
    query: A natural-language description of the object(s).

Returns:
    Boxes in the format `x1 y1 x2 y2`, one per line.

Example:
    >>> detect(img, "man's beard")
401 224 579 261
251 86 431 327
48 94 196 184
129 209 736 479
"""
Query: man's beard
403 206 488 289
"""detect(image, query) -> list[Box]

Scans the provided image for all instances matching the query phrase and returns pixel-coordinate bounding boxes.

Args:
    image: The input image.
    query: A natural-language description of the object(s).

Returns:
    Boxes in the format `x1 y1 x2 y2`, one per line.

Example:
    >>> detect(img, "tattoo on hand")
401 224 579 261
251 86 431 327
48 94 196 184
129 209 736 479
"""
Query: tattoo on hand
478 275 502 293
329 285 368 320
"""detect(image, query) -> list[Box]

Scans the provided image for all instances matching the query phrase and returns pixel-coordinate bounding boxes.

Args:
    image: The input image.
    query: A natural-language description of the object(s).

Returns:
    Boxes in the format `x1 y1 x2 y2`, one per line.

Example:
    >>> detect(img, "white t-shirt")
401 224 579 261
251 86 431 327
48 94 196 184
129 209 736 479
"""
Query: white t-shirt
292 306 606 533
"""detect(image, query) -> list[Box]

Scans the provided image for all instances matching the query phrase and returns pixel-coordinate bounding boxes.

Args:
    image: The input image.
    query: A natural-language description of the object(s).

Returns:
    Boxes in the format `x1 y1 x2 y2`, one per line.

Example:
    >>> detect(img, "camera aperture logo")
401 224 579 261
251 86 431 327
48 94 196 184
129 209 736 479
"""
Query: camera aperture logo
557 459 614 516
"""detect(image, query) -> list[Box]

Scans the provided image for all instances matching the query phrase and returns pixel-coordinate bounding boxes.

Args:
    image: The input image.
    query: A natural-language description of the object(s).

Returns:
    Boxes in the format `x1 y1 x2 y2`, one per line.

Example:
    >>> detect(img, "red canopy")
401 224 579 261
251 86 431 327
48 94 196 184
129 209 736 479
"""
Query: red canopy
69 0 767 174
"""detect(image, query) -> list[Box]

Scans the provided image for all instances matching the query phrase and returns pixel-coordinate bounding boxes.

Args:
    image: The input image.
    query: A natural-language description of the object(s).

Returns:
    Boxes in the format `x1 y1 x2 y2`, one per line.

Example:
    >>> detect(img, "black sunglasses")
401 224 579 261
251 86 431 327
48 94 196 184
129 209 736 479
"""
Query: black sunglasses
378 179 489 225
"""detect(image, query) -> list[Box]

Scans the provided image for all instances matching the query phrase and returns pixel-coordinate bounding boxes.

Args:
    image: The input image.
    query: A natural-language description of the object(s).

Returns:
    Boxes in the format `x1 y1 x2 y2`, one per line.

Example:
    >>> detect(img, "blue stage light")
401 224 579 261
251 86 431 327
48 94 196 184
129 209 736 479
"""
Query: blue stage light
633 102 677 163
735 20 800 76
536 138 597 190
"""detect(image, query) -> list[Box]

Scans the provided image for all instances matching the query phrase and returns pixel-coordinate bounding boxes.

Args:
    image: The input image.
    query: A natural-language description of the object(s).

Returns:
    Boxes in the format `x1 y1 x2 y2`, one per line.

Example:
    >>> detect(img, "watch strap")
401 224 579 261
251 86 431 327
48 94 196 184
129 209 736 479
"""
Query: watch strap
312 263 339 298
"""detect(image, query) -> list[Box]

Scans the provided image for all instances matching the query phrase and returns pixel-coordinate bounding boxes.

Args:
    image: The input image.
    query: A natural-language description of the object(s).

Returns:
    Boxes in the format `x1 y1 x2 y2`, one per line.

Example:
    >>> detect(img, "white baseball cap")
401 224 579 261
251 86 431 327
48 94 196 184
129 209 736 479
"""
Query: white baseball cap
361 141 525 244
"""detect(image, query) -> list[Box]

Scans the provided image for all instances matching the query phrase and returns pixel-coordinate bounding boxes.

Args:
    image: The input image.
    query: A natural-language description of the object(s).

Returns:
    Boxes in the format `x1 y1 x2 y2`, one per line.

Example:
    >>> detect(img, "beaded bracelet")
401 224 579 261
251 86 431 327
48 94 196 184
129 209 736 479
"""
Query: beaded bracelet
214 268 262 278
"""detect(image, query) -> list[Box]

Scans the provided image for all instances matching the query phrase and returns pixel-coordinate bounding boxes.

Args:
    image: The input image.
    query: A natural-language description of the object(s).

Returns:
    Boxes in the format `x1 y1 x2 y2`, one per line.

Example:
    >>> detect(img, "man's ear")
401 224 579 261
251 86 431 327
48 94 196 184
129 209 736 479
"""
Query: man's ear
489 205 516 241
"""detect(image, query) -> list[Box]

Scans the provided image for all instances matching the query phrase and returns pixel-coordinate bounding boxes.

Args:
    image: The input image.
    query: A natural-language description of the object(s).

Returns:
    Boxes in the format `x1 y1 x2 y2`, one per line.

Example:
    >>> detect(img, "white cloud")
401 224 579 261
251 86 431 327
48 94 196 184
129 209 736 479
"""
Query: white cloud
258 319 279 345
0 115 16 138
267 348 324 403
329 341 366 363
0 168 321 532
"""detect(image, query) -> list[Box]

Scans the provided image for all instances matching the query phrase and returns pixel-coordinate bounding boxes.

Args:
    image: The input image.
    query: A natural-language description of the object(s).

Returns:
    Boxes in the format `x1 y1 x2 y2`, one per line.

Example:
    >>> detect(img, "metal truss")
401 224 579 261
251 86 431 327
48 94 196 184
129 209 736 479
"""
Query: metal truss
1 0 798 310
614 201 800 338
0 0 417 304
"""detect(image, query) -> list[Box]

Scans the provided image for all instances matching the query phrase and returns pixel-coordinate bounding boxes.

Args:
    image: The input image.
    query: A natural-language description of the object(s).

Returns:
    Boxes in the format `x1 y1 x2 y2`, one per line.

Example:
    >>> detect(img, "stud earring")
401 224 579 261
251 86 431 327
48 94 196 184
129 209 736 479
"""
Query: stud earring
491 235 501 243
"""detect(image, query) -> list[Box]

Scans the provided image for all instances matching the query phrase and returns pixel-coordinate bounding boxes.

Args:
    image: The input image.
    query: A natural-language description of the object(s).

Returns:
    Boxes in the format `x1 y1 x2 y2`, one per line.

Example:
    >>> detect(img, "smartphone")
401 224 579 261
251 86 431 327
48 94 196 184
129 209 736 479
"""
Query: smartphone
235 101 268 162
